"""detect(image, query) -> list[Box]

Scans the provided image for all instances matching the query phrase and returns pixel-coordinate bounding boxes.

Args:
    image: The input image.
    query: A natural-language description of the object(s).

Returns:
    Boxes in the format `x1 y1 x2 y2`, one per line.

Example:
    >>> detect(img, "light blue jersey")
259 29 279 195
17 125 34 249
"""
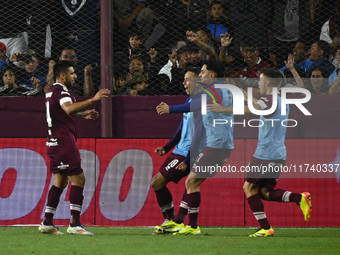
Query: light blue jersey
253 94 289 160
172 111 192 156
202 87 234 149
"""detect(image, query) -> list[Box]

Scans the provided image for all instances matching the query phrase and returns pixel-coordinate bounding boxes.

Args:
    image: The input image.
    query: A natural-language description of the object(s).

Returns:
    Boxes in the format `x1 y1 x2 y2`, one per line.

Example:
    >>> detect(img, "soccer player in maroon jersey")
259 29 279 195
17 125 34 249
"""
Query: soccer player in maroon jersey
38 61 110 235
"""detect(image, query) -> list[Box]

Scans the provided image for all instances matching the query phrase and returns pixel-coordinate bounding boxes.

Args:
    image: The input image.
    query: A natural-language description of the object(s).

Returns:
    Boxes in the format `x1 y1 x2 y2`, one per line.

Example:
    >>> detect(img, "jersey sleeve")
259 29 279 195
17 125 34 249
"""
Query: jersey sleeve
163 119 183 153
54 88 72 106
256 95 277 118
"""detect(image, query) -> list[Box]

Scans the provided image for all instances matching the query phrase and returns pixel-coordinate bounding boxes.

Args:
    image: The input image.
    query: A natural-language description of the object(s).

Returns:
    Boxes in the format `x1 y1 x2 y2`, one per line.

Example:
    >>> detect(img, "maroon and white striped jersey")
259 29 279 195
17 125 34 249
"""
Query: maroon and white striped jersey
45 83 78 155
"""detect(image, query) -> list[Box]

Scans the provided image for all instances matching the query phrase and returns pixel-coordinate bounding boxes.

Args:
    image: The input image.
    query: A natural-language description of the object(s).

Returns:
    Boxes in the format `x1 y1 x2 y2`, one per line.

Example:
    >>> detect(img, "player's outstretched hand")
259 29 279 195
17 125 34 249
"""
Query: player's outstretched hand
155 147 166 156
207 103 225 113
81 109 99 120
93 89 110 101
156 102 170 115
176 162 187 171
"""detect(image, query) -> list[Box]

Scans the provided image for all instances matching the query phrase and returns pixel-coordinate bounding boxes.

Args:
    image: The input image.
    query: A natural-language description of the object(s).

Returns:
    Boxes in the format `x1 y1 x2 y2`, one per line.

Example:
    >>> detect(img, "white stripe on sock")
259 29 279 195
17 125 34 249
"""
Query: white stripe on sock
45 206 56 214
163 202 174 211
70 204 82 212
188 207 199 214
253 212 267 220
180 201 188 209
282 191 292 203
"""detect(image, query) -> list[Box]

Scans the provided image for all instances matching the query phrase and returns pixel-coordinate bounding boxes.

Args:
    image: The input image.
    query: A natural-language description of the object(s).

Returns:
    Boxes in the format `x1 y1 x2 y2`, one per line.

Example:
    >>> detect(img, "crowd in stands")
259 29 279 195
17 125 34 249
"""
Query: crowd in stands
1 0 340 96
111 0 340 96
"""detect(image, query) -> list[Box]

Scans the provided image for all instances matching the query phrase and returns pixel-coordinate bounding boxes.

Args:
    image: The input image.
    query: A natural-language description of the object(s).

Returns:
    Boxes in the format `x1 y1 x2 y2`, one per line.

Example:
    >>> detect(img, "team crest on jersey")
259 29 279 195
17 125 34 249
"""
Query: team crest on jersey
62 0 87 16
63 87 69 92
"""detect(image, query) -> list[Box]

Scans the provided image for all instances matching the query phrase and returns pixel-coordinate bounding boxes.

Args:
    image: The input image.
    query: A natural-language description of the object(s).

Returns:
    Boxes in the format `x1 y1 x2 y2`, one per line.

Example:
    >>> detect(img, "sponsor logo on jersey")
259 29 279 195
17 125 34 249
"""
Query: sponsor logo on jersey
57 161 70 169
45 92 52 98
46 138 58 147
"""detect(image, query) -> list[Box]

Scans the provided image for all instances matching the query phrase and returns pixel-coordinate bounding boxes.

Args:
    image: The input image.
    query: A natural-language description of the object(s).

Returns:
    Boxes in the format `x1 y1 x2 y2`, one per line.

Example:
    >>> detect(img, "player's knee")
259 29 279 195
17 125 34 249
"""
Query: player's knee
61 178 69 189
243 181 255 196
71 173 85 187
185 177 197 189
243 182 250 193
151 178 160 191
151 173 166 191
81 175 86 186
259 187 270 201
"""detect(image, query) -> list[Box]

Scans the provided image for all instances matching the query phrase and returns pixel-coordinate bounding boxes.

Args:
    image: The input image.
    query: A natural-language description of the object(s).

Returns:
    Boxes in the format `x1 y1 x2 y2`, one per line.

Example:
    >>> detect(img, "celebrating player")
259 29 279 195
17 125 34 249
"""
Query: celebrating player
156 60 234 235
207 68 312 237
152 70 200 234
39 61 110 235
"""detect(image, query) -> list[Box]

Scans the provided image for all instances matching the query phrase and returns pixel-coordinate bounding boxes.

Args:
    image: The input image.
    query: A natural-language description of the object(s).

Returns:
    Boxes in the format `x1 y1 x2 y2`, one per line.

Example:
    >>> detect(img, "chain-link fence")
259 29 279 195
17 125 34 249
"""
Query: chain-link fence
0 0 339 97
0 0 100 97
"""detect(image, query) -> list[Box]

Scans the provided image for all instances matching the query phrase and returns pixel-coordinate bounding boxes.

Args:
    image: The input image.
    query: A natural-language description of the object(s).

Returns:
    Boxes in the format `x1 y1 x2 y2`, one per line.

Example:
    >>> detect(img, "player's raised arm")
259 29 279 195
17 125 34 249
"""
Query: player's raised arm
61 88 110 115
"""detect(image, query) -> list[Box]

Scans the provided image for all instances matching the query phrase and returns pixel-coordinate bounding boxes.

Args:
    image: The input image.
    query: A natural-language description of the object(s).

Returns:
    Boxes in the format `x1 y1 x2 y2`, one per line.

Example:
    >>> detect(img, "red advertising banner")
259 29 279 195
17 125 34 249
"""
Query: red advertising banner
0 138 339 227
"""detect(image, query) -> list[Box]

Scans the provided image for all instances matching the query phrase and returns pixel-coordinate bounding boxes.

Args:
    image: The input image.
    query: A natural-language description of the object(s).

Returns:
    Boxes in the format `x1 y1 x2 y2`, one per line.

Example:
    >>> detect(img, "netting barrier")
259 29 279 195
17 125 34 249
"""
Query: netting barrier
0 1 339 96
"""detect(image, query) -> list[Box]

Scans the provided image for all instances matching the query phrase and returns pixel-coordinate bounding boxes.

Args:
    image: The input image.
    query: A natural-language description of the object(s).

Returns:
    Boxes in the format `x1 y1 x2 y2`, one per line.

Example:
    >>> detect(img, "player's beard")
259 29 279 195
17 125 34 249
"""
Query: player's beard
65 76 74 88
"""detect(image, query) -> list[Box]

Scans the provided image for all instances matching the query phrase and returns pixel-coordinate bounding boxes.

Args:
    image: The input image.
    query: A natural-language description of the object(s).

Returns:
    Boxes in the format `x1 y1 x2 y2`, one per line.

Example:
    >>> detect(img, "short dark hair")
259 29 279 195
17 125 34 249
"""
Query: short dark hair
129 32 143 41
53 61 75 81
296 40 309 50
260 68 283 87
204 59 225 77
186 67 200 77
196 27 212 39
60 47 76 56
240 38 259 51
1 65 17 85
1 65 16 76
308 65 327 78
315 40 331 57
209 1 224 10
129 56 144 64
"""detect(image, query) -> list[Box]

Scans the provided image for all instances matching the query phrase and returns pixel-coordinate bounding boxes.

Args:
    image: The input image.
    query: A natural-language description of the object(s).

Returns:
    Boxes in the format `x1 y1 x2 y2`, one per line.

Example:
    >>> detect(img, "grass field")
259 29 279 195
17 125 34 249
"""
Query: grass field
0 226 339 255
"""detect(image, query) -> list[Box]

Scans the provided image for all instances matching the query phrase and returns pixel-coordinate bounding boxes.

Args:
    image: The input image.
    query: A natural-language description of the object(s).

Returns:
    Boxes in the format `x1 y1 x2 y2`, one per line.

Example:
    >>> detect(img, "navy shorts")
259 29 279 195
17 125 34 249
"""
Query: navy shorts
48 150 83 176
191 146 232 178
246 157 286 189
159 153 189 183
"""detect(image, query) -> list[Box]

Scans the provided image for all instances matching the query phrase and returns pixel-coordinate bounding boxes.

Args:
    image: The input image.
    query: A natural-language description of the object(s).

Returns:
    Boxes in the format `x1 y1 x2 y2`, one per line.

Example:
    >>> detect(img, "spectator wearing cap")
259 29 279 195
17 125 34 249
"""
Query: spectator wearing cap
132 73 151 95
0 42 10 73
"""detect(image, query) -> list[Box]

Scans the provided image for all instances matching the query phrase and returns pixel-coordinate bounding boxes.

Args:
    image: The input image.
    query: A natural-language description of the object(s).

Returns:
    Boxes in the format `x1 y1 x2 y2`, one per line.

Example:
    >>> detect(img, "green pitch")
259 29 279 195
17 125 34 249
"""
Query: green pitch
0 227 339 255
